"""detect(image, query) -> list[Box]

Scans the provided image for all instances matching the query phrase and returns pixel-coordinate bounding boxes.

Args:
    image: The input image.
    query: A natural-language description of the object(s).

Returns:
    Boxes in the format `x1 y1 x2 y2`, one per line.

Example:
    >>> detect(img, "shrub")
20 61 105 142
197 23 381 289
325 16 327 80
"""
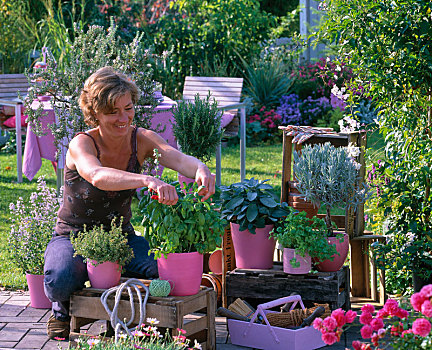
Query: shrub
246 105 282 145
148 0 276 98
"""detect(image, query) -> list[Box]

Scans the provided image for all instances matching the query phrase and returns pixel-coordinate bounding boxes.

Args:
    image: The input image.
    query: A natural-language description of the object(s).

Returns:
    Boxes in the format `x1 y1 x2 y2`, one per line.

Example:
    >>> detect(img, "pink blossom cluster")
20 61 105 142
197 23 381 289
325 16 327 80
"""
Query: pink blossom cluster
315 284 432 349
313 308 357 345
247 106 282 130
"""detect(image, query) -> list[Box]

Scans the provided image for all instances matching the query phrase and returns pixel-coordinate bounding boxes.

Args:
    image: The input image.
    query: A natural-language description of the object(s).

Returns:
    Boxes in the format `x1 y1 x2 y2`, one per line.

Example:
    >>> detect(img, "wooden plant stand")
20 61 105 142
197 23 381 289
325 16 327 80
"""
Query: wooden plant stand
225 263 351 311
69 281 216 350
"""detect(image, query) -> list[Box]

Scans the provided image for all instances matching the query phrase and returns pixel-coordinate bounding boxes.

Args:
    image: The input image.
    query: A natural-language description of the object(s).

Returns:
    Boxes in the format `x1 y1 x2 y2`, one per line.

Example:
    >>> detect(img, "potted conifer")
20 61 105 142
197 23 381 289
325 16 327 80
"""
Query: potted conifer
293 142 368 272
171 93 222 185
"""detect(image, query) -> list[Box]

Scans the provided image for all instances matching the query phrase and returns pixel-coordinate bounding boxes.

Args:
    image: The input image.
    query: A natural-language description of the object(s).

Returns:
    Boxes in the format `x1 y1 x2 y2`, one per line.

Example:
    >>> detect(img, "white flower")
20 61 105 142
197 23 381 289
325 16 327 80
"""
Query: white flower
335 65 342 71
146 317 160 325
193 339 202 349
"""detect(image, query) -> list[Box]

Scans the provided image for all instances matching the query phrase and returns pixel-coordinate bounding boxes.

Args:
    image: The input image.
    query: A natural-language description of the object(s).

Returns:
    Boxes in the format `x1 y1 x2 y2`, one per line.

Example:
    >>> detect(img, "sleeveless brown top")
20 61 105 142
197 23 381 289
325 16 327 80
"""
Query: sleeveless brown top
55 126 142 236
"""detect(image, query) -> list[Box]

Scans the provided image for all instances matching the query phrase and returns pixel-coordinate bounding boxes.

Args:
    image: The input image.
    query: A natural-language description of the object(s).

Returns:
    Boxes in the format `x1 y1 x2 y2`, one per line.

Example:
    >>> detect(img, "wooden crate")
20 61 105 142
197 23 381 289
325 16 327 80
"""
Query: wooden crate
225 263 351 311
69 281 216 350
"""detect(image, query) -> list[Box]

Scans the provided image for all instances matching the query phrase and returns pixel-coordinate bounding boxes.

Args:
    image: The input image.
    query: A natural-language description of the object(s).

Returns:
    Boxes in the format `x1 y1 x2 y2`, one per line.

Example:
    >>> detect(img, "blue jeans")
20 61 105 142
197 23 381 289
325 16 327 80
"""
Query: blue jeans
44 234 158 321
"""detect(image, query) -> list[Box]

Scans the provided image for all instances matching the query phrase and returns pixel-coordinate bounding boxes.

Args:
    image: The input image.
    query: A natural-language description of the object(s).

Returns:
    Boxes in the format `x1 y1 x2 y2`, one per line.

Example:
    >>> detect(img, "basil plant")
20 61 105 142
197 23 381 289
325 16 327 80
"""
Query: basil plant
220 178 289 234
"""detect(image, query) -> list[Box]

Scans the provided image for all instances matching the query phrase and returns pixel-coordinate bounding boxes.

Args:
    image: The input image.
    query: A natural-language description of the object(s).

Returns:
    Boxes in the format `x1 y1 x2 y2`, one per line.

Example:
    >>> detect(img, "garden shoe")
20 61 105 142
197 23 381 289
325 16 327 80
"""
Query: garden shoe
47 314 70 340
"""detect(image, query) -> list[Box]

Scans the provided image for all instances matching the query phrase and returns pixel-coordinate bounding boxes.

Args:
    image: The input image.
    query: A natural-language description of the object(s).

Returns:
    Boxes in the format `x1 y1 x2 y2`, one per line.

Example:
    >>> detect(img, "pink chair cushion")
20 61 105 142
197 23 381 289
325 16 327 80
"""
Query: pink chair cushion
221 112 235 128
3 114 28 128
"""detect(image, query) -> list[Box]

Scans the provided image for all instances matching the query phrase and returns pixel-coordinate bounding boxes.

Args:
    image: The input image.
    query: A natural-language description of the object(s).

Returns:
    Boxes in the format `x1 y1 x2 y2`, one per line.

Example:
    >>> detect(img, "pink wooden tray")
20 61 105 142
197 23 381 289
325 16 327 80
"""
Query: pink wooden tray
228 295 325 350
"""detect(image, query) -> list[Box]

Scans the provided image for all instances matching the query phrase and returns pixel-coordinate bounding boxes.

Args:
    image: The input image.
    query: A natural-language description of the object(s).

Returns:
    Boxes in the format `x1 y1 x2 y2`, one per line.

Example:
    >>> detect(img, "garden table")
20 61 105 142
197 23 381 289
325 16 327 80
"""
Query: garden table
23 96 177 187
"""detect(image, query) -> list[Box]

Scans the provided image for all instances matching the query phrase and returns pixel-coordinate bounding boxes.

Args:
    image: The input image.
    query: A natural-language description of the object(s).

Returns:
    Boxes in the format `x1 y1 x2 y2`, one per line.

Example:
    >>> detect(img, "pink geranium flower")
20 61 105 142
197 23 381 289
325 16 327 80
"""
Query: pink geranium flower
421 300 432 317
361 304 375 314
352 340 362 350
331 309 347 327
383 299 399 315
346 310 357 323
360 325 373 339
322 316 338 331
411 292 428 312
322 331 338 345
312 317 323 330
370 317 384 331
359 311 373 325
420 284 432 298
412 318 432 337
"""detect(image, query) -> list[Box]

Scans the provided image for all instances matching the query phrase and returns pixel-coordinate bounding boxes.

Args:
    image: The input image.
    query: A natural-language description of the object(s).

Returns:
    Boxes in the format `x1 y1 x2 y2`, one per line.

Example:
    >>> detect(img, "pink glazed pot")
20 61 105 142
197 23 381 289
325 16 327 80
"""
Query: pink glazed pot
157 252 203 296
87 260 121 289
283 248 311 274
230 223 275 269
314 232 349 272
26 274 52 309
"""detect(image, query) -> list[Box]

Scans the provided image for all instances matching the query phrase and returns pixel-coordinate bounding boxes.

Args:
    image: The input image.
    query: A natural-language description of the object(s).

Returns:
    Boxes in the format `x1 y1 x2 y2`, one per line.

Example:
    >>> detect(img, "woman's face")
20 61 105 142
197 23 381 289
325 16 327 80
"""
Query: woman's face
95 92 135 135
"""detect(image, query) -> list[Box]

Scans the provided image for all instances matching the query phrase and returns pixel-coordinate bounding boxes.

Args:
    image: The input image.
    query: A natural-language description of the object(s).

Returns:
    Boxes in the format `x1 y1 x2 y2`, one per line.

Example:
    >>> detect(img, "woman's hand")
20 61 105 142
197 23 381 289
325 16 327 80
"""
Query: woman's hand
195 165 216 201
146 177 178 205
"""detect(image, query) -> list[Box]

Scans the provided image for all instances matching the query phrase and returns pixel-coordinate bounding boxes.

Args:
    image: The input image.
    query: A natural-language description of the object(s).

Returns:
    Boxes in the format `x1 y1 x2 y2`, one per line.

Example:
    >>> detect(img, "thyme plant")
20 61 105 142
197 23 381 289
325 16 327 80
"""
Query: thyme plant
293 142 367 235
25 20 158 155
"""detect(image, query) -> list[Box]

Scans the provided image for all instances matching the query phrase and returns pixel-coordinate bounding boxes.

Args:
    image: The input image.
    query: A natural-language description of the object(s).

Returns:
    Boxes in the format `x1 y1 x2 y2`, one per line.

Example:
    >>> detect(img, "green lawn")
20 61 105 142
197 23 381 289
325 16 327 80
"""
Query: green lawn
0 129 384 290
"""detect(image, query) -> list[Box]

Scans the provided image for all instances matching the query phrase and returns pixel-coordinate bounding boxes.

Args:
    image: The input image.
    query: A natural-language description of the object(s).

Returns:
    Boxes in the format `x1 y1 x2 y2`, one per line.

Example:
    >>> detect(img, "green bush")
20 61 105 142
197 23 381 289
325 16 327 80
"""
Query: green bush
147 0 277 98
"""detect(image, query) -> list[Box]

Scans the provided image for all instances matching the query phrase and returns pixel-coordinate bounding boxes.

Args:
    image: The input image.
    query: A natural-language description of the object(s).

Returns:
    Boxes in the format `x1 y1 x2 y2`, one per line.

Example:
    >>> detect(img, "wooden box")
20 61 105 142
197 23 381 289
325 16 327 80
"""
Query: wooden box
69 281 216 350
225 263 350 311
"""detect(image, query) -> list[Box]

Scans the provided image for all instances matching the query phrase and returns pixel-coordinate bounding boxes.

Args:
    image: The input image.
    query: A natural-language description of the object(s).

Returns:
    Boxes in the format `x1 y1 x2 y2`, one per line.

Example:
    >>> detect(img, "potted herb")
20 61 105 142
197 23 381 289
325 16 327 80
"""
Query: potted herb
71 218 134 289
172 93 222 185
220 178 290 269
8 176 59 308
139 182 226 296
293 142 368 271
271 208 338 274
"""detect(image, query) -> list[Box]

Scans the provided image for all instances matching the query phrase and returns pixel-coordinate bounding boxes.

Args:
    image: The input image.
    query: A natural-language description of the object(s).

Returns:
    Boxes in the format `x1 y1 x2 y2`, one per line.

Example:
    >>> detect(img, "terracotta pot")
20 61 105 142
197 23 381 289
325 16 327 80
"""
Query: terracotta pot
157 252 203 296
87 260 121 289
314 232 349 272
26 274 52 309
230 223 275 269
283 248 311 274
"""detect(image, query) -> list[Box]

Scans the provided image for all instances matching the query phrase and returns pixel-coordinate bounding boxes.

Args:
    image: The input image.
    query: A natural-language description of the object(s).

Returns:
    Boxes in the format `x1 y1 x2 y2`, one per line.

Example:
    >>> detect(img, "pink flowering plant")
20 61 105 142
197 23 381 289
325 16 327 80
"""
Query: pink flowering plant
314 285 432 349
313 308 358 345
246 105 283 144
8 176 61 275
68 318 202 349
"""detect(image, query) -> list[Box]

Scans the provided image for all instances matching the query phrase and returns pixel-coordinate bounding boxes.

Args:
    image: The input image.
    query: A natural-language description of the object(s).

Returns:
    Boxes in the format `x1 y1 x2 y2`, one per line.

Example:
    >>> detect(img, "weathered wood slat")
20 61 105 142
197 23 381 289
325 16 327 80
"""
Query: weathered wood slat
185 76 243 83
70 295 178 328
0 74 28 79
183 86 242 93
184 316 208 335
183 95 240 103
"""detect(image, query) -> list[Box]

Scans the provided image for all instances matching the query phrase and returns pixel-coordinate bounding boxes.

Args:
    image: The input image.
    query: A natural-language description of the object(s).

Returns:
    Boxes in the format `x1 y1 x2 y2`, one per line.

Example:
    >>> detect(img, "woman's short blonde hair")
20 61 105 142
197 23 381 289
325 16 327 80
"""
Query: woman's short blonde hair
79 66 140 127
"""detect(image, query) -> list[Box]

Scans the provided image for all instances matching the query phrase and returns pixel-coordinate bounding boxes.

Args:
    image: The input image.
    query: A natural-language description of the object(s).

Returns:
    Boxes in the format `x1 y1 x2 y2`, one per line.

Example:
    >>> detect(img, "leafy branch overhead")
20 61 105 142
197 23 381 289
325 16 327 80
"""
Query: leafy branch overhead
24 20 158 156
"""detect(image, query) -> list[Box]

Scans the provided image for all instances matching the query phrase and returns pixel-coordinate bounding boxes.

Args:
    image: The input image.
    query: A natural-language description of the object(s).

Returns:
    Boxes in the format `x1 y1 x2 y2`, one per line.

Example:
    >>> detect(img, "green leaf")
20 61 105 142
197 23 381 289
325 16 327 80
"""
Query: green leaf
225 197 245 210
259 196 278 208
246 203 258 222
247 191 258 201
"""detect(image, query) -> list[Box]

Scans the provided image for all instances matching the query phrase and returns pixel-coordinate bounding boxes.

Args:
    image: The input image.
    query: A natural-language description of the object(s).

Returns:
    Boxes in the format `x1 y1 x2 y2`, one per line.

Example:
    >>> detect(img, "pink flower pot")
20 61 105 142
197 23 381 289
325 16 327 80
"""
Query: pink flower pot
157 252 203 296
283 248 311 274
26 274 52 309
230 223 275 269
87 260 121 289
314 232 349 272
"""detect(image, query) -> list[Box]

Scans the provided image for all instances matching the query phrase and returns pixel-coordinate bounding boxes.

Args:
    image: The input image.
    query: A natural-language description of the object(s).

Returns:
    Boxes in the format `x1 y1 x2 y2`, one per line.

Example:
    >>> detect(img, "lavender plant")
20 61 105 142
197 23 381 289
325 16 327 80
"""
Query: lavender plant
24 20 158 155
293 142 368 235
8 177 61 275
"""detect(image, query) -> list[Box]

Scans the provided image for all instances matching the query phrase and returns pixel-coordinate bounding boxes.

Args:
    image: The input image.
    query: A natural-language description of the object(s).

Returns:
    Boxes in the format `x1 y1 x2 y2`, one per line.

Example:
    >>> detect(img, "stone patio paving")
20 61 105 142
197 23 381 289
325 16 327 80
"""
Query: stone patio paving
0 291 371 349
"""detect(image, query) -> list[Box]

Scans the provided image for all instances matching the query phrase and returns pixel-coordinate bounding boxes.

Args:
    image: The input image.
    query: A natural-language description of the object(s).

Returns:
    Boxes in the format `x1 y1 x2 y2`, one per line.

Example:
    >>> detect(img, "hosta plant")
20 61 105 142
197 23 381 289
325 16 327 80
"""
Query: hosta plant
293 142 368 235
70 218 134 267
139 182 226 259
220 178 290 234
8 176 61 275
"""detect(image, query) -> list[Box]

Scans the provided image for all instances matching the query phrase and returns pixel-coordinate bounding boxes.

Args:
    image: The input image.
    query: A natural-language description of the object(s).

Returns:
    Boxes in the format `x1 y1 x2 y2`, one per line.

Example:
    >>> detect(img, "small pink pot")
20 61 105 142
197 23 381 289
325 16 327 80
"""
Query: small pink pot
87 260 121 289
283 248 311 274
230 223 275 269
314 232 349 272
157 252 203 296
26 274 52 309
